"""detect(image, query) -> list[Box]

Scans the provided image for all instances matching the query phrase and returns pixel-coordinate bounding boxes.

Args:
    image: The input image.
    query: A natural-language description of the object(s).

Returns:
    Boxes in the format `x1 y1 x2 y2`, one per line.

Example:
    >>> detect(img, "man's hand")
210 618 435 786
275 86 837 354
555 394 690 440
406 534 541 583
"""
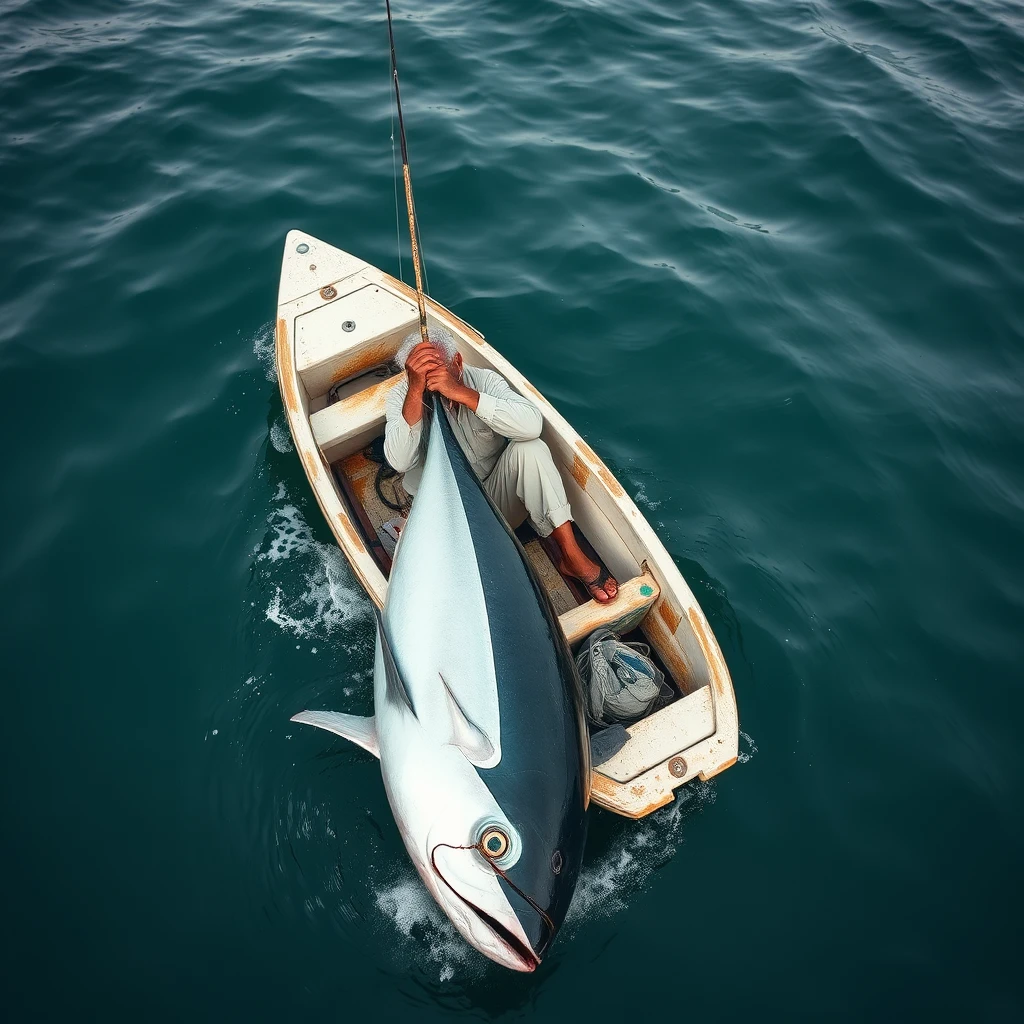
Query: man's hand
425 360 480 412
402 341 480 425
402 342 445 426
424 360 462 401
405 342 444 398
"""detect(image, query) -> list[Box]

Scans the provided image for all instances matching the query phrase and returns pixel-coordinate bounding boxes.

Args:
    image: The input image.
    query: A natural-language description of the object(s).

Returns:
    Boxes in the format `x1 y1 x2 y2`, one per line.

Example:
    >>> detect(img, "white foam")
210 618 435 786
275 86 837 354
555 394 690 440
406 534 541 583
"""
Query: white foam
260 502 312 563
738 730 759 764
374 873 481 982
633 481 661 511
568 782 717 929
270 415 294 453
258 490 371 639
266 587 316 638
252 320 276 381
369 785 719 979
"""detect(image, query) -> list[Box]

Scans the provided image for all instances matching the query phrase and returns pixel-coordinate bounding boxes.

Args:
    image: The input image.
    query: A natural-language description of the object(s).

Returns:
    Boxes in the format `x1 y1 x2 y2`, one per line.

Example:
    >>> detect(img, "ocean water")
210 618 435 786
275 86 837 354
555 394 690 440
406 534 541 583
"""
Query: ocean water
2 0 1022 1019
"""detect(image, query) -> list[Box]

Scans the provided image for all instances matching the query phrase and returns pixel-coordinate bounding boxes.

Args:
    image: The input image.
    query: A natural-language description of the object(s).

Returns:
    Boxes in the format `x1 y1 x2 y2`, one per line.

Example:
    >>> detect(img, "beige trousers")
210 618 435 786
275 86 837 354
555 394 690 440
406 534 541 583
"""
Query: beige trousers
483 438 572 538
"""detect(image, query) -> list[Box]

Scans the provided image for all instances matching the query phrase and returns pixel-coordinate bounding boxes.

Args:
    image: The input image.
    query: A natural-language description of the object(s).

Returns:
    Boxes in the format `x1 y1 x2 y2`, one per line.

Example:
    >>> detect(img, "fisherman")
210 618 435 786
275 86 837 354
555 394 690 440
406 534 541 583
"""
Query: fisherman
384 327 618 603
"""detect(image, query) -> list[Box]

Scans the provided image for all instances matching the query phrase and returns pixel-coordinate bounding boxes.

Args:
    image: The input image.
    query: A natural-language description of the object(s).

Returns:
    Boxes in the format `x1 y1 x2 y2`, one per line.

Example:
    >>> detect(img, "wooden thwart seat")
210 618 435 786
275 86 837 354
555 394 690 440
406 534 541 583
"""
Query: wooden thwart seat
310 375 403 462
557 571 659 647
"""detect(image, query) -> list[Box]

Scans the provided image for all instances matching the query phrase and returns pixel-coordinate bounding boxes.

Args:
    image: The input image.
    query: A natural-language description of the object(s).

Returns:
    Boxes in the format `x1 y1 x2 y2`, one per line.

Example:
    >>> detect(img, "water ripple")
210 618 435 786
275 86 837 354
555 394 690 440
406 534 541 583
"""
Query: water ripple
3 0 1023 1015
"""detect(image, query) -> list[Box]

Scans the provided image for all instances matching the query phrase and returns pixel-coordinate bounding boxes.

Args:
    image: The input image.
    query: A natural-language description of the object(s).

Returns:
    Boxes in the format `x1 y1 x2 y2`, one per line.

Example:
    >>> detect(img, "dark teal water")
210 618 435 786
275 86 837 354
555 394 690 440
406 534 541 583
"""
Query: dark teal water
3 0 1023 1018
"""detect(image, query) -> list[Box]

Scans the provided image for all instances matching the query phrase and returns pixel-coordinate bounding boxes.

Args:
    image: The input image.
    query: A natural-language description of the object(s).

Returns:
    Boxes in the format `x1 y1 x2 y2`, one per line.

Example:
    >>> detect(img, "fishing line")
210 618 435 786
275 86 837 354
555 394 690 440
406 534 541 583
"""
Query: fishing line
430 841 556 937
388 39 403 283
386 0 430 344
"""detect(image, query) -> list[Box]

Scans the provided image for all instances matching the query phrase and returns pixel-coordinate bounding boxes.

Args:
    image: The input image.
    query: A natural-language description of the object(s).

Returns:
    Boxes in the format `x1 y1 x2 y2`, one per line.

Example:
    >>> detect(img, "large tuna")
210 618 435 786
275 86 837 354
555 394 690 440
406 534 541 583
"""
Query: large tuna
291 393 590 971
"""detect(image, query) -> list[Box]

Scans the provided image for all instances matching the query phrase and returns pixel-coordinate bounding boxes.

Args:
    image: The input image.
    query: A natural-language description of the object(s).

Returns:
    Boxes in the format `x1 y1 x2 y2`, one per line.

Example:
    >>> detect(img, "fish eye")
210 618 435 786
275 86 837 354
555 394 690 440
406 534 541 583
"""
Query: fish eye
479 826 510 860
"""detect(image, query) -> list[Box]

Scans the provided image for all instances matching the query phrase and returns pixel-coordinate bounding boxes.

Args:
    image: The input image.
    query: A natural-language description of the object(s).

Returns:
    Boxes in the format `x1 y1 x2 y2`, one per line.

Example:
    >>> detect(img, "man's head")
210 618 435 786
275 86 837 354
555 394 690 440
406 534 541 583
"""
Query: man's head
396 324 459 372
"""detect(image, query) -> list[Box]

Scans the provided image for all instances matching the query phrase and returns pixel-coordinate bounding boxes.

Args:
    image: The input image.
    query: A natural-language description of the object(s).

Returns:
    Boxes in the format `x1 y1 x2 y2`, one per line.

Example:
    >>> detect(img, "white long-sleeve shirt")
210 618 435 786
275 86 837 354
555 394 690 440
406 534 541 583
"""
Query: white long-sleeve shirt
384 364 543 494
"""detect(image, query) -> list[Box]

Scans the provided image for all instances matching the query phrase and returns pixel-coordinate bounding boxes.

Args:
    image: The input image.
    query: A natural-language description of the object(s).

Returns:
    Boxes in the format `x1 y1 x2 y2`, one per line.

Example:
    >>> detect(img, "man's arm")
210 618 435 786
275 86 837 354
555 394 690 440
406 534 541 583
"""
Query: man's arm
423 362 541 440
383 376 421 473
471 371 543 440
385 343 452 471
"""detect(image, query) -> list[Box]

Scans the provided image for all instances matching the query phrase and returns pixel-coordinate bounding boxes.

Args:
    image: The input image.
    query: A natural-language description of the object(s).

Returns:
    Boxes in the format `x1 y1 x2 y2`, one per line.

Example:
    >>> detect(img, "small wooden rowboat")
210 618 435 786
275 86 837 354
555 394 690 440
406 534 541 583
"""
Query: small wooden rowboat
275 230 738 818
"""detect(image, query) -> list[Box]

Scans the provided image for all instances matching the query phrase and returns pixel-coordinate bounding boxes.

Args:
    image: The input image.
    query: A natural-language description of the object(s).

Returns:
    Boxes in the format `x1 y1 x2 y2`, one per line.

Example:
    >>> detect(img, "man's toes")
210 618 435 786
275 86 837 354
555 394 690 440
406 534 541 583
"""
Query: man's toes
591 584 610 603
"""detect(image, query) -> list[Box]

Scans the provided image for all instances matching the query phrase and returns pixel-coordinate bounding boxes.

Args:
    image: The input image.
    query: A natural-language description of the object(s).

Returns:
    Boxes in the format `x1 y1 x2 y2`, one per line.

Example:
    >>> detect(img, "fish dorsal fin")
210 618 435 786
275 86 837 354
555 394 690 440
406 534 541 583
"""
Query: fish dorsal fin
290 710 379 759
440 674 499 769
374 607 416 715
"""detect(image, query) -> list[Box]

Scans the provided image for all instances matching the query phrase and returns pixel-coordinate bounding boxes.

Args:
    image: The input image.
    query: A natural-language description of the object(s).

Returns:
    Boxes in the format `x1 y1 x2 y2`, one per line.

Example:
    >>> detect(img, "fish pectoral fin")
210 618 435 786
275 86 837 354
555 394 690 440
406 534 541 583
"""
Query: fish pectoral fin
440 676 498 768
375 608 416 715
290 710 380 759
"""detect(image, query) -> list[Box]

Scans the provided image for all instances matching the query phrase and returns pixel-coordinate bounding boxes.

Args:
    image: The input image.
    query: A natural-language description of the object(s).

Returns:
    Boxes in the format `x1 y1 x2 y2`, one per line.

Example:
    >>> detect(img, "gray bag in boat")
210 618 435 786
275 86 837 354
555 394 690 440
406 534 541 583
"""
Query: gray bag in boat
575 626 667 727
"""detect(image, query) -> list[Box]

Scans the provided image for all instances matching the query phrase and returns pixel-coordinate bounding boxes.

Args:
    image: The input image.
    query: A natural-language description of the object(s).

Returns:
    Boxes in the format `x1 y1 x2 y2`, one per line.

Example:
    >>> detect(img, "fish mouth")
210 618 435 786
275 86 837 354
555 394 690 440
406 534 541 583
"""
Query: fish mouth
464 901 540 973
430 844 540 972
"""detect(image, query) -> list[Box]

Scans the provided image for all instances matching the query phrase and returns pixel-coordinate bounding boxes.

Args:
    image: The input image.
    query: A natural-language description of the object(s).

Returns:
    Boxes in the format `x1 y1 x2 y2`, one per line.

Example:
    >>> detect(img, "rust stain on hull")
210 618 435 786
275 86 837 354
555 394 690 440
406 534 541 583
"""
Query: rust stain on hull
575 439 625 498
658 599 682 634
570 454 590 489
686 606 712 654
334 511 362 550
641 607 693 693
336 373 400 416
702 755 738 779
589 772 674 819
327 341 397 387
598 465 625 498
589 773 633 811
276 318 300 416
520 379 547 405
297 444 362 554
299 447 322 480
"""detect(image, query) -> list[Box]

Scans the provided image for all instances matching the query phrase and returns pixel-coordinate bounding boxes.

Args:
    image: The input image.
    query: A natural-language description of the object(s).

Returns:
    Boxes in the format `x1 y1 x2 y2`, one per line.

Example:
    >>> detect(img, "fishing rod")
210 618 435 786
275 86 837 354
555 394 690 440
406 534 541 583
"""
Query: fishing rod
385 0 430 347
